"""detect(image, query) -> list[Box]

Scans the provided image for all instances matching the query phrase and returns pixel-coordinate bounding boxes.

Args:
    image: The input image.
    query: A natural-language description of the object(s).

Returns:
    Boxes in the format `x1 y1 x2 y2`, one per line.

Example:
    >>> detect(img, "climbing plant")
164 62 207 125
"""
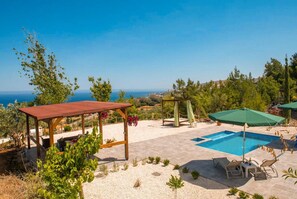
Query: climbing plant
37 127 101 199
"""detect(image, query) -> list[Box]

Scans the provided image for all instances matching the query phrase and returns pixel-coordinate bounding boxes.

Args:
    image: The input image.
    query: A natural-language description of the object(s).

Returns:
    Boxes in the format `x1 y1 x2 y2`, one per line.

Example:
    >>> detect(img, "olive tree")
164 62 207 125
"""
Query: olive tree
14 32 79 105
0 101 27 147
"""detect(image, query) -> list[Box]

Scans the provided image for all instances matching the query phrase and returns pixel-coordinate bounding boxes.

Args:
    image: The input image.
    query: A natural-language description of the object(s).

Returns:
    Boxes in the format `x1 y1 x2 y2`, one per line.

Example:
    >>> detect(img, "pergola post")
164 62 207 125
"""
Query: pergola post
48 117 63 147
98 112 103 144
35 118 41 158
81 114 85 134
26 115 30 149
123 108 129 160
48 120 54 146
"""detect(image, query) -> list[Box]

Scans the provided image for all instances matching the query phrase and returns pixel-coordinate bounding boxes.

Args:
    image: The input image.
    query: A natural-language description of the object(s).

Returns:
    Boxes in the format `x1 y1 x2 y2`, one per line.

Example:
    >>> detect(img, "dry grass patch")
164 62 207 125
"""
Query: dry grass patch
0 174 26 199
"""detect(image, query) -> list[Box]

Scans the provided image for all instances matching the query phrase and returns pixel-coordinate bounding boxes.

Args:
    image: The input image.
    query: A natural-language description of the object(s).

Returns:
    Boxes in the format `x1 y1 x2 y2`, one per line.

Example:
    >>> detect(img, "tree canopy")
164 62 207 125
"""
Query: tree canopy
171 54 297 118
14 32 79 105
88 76 112 102
0 101 28 146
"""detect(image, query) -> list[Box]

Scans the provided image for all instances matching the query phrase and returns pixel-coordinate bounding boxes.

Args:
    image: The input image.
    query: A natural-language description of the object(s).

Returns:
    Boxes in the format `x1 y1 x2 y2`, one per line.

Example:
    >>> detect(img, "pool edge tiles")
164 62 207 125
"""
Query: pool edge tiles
191 137 205 143
242 131 280 141
202 130 236 141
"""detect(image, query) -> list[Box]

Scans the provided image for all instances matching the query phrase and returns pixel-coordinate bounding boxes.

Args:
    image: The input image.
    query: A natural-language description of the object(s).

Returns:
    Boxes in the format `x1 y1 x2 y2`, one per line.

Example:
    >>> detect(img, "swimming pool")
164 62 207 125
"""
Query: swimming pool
196 131 279 156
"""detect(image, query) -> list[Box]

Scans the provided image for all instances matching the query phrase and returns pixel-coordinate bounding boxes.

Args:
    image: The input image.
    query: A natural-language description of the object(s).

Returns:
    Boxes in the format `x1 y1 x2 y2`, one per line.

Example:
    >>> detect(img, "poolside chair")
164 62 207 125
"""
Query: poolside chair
213 157 244 179
250 158 278 179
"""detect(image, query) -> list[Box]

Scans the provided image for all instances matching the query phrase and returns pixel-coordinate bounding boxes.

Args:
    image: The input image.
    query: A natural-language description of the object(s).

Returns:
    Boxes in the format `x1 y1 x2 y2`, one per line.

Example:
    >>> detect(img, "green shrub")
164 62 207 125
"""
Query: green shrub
228 187 239 196
112 162 119 172
191 170 200 180
123 163 129 171
148 156 154 164
142 158 147 165
166 175 184 199
133 158 138 167
163 159 170 166
239 191 249 199
173 164 180 170
99 164 109 176
268 196 279 199
252 193 264 199
105 138 116 144
182 167 189 173
155 156 161 164
64 125 72 132
37 127 101 198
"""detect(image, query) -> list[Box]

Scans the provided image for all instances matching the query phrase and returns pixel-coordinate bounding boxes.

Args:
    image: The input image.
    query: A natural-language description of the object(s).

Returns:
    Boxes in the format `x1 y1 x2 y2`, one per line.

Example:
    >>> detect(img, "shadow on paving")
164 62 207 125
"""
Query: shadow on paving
265 139 297 153
97 157 127 165
179 159 250 188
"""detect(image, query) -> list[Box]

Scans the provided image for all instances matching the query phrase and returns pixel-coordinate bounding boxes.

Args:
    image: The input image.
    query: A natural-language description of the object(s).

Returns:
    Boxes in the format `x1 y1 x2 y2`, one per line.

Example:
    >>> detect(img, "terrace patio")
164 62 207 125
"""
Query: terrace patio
95 121 297 199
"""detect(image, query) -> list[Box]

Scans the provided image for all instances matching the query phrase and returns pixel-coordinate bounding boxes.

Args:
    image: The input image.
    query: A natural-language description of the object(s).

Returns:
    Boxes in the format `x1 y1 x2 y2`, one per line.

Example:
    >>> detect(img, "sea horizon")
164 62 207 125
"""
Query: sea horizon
0 89 167 107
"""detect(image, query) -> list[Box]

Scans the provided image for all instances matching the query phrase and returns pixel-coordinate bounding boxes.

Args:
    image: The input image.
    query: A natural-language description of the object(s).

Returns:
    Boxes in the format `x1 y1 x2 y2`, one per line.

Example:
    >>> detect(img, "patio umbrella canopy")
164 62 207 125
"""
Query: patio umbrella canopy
208 108 285 160
279 101 297 110
209 108 285 127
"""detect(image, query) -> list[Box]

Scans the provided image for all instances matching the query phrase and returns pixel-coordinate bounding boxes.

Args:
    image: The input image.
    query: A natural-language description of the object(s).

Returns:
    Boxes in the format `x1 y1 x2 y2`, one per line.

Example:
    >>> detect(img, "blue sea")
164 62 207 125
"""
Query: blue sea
0 90 165 107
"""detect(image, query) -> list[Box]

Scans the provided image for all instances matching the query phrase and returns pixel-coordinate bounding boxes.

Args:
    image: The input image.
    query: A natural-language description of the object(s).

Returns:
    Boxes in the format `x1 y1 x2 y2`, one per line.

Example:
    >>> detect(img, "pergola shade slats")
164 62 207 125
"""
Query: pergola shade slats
19 101 131 120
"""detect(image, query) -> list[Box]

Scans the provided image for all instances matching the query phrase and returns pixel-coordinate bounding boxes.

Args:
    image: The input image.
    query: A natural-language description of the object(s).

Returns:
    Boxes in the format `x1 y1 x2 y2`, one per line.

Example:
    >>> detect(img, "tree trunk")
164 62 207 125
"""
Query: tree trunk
284 55 291 123
79 183 84 199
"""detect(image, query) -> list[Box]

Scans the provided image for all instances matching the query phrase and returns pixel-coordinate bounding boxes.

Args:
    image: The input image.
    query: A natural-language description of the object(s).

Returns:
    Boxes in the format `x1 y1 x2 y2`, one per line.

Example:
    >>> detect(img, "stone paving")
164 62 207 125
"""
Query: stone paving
96 124 297 199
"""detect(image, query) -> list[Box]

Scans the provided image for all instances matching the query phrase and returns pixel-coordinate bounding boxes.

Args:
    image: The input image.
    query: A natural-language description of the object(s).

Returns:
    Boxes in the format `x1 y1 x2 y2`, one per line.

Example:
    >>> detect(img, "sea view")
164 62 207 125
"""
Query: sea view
0 90 165 107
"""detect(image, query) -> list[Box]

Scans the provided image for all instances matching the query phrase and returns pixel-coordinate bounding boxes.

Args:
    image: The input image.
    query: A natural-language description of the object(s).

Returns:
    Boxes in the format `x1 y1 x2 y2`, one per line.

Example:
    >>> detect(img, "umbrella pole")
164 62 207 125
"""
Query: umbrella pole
242 124 246 161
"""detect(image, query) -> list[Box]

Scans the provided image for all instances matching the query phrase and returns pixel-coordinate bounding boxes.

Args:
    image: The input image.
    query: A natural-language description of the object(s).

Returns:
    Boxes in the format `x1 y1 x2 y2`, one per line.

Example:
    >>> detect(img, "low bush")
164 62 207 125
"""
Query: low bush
163 159 170 166
142 158 147 165
155 156 161 164
148 156 154 164
123 163 129 171
133 158 138 167
239 191 249 199
182 167 189 173
99 164 109 176
191 170 200 180
228 187 239 196
252 193 264 199
173 164 180 170
268 196 279 199
64 125 72 132
112 162 119 172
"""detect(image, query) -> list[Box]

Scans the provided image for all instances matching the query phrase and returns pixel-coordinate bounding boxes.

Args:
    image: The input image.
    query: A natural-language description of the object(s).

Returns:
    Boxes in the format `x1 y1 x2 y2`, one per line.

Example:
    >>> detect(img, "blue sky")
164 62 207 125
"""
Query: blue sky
1 0 297 91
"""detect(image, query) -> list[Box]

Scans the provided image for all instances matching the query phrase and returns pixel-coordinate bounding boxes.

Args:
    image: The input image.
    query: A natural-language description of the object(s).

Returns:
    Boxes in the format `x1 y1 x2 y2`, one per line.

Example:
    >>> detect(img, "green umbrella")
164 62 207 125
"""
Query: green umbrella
208 108 285 160
279 101 297 110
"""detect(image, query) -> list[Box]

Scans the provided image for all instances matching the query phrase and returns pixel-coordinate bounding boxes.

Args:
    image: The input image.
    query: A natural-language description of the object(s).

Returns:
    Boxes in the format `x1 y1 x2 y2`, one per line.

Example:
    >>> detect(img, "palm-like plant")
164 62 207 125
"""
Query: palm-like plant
166 175 184 199
283 167 297 184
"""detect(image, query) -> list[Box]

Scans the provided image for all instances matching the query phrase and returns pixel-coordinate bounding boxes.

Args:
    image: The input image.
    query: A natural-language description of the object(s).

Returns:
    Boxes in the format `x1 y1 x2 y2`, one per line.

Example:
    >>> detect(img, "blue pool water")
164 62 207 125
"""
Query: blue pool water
197 131 279 156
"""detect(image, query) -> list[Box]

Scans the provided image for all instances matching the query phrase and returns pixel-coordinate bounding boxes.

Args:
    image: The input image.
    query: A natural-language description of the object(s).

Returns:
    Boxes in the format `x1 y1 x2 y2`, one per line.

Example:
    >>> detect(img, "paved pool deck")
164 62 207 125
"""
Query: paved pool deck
96 123 297 199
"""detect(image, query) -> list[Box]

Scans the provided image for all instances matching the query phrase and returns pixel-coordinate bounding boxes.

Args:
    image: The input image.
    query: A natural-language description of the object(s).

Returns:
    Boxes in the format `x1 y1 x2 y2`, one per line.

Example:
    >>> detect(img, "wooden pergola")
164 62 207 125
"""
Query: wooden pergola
19 101 132 159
